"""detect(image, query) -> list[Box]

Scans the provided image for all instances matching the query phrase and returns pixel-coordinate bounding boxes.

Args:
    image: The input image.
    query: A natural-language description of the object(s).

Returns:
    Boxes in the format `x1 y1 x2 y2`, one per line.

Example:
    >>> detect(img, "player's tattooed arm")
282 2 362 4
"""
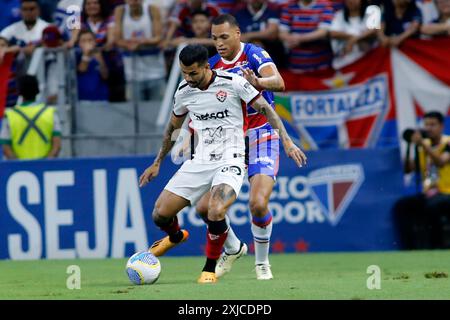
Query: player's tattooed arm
139 114 186 187
252 96 307 167
154 115 185 165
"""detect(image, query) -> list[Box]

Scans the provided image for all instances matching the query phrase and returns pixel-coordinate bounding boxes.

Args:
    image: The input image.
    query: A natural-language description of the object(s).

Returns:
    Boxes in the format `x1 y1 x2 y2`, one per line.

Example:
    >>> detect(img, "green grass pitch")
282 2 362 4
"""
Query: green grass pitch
0 251 449 300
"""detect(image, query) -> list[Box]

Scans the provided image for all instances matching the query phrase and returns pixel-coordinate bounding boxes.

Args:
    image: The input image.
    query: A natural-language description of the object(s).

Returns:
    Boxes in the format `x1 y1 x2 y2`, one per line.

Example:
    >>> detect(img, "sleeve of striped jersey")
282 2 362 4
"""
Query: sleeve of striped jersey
232 75 260 104
279 7 292 32
172 93 188 117
248 45 275 73
318 6 335 29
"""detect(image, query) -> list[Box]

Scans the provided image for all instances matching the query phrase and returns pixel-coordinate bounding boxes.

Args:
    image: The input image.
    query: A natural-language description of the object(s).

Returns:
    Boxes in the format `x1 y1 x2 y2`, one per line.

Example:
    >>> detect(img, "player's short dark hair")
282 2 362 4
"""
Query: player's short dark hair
179 44 209 66
17 75 40 101
424 111 445 124
212 14 240 28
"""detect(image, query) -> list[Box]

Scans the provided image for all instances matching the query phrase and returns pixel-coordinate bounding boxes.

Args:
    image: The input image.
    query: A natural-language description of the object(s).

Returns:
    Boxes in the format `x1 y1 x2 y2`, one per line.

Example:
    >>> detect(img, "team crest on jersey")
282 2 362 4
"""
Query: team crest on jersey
307 164 365 226
216 90 228 102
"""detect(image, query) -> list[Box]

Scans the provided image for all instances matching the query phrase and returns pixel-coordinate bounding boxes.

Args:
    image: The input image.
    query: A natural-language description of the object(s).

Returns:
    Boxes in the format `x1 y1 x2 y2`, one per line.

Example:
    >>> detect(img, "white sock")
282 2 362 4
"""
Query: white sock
223 215 241 254
251 220 272 265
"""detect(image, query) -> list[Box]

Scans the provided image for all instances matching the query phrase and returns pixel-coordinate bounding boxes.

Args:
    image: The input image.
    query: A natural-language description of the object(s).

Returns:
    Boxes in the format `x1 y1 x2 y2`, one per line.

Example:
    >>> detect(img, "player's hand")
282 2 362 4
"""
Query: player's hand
241 67 261 90
284 140 307 168
139 163 160 187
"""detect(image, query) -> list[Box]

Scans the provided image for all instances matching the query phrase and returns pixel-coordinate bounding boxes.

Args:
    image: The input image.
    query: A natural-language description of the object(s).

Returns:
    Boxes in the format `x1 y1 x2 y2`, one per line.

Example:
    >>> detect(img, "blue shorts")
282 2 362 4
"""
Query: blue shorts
247 123 280 180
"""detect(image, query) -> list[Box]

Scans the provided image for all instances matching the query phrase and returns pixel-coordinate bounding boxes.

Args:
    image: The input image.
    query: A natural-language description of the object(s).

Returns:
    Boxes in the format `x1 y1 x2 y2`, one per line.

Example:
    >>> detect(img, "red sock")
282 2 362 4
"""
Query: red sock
160 216 181 239
205 230 228 260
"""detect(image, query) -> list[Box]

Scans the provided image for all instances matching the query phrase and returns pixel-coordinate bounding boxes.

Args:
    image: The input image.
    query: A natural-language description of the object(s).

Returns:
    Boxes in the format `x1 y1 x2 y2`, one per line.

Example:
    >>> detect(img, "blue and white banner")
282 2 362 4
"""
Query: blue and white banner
0 148 403 260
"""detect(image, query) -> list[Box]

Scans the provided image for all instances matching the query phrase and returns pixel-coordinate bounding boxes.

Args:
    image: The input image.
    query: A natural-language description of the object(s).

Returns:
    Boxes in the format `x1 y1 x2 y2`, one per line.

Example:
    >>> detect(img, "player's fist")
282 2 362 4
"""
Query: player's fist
284 140 307 168
139 163 160 187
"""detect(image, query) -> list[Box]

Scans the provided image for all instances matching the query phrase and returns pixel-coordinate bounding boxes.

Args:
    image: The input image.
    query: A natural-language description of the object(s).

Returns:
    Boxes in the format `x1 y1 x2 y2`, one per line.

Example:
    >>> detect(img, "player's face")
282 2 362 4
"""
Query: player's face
424 118 444 140
211 22 241 61
180 62 209 88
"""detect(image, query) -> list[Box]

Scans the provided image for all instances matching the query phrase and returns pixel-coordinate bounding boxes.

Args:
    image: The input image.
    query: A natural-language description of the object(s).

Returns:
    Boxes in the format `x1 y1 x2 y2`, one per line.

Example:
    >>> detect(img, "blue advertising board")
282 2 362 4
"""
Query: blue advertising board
0 148 403 260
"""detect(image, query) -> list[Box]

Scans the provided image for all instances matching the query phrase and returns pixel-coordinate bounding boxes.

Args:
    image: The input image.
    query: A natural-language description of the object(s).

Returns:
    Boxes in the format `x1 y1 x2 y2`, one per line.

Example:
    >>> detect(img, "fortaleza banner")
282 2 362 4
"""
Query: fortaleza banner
0 148 403 260
276 37 450 150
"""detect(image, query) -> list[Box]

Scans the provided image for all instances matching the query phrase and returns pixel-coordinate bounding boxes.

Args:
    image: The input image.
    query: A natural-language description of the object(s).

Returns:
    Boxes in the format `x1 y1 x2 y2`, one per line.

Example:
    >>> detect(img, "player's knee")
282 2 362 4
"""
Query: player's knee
152 205 172 227
207 202 227 221
196 200 208 217
249 196 269 217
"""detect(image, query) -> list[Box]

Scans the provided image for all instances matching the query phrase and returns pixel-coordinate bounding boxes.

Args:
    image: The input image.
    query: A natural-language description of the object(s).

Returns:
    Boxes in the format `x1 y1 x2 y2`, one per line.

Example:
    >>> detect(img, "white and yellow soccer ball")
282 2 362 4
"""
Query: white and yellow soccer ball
126 251 161 285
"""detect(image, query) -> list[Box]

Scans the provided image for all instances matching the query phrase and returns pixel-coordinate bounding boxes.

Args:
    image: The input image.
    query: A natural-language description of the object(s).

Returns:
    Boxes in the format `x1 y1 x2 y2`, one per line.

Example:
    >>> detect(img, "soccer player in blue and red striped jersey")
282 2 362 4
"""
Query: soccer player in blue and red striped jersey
195 14 306 280
279 0 335 73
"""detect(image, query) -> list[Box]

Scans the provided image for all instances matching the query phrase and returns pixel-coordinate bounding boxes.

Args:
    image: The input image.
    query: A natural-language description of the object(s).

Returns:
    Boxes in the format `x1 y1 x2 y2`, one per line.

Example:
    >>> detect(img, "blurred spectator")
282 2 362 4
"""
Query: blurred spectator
67 0 115 49
209 0 241 13
379 0 422 47
0 0 49 64
421 0 450 36
0 75 62 160
0 0 21 31
0 36 20 109
170 9 217 56
279 0 334 73
163 0 221 48
65 0 127 102
114 0 166 101
76 29 109 101
233 0 286 68
41 25 65 105
394 111 450 249
329 0 378 69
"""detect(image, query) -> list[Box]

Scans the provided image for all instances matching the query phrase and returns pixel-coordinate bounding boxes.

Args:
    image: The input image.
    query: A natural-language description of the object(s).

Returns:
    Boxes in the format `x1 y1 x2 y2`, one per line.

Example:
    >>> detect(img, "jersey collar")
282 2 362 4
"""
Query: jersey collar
220 42 245 65
199 70 217 91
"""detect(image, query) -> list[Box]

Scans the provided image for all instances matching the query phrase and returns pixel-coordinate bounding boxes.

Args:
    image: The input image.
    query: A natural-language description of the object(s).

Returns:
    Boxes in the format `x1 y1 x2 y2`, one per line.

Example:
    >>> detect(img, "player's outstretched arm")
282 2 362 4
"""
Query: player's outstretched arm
241 64 285 92
251 96 307 168
139 114 186 187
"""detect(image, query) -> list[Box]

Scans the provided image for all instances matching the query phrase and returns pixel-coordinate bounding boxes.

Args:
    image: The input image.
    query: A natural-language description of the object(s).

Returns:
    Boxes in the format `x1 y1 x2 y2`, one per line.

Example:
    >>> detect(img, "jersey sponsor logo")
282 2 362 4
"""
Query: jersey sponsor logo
203 126 223 145
193 109 230 121
307 164 365 226
216 90 228 102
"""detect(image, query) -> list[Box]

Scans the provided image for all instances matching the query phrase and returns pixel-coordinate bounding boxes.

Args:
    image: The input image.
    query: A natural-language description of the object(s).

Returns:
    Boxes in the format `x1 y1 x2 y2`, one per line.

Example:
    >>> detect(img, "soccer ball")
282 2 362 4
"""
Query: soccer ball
126 251 161 285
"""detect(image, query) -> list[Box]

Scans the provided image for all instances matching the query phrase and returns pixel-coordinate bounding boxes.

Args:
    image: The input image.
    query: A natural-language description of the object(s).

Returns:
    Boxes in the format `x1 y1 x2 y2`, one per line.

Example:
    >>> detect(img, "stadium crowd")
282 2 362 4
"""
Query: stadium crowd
0 0 449 106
